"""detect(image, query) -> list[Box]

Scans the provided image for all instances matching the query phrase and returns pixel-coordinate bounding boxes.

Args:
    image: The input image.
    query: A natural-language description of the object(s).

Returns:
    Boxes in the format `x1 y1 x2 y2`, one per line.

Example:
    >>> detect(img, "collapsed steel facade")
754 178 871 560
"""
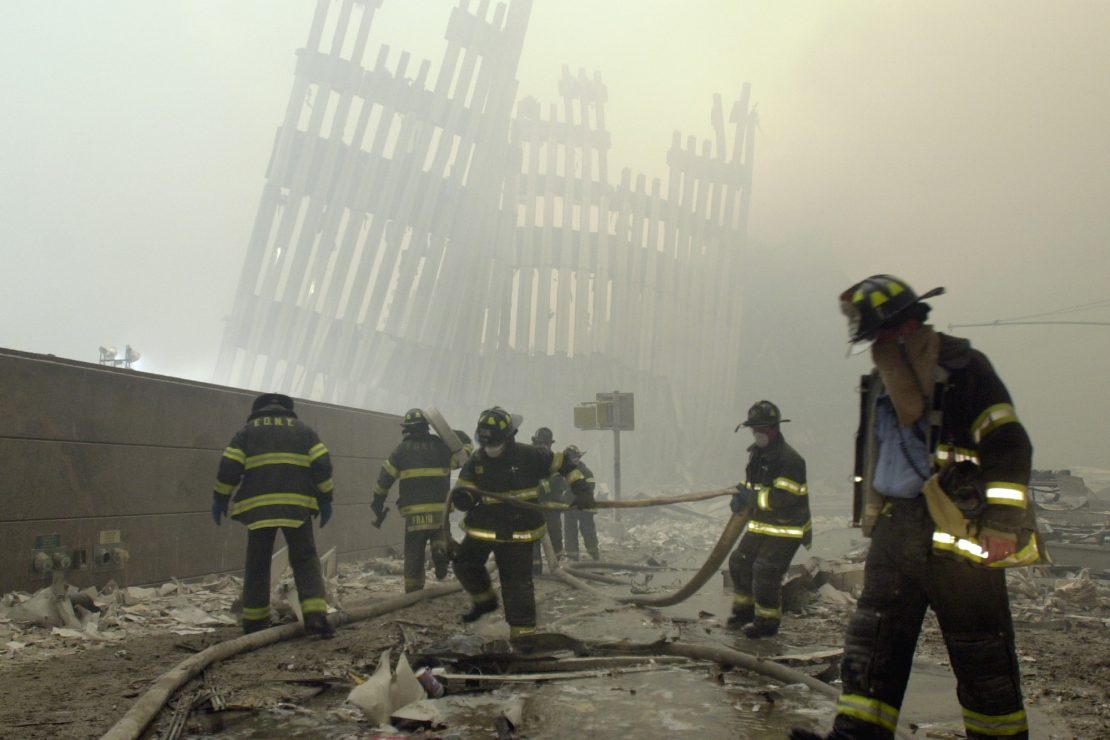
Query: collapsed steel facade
215 0 755 488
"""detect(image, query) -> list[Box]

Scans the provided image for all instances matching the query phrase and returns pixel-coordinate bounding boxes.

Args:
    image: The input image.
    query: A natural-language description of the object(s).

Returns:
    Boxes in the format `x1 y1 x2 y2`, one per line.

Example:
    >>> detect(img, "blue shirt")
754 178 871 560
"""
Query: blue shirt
873 396 930 498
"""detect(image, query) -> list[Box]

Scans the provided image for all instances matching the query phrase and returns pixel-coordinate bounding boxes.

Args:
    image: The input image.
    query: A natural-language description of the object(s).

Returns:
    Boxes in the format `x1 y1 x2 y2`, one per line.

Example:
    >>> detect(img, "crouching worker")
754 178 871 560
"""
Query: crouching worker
727 400 811 638
449 407 594 642
212 393 336 638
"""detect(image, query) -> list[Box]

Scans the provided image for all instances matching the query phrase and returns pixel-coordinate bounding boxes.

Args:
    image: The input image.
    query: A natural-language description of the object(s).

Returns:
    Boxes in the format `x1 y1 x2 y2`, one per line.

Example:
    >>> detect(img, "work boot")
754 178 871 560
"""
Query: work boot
788 729 827 740
565 551 580 562
742 618 779 639
461 597 499 623
304 612 336 639
587 549 600 561
726 606 754 629
433 559 449 581
242 619 271 636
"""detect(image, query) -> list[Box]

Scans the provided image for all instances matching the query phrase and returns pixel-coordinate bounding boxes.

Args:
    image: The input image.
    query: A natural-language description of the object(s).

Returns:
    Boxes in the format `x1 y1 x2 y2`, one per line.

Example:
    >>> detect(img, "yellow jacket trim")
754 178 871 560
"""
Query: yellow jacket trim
548 451 565 476
480 487 539 505
748 521 811 539
400 502 447 516
398 467 451 479
971 403 1018 444
244 452 311 470
836 694 899 733
246 518 307 530
222 447 246 464
382 460 399 477
565 468 585 485
773 477 807 495
308 442 329 462
214 482 235 495
985 483 1028 508
961 706 1028 736
461 522 547 543
231 492 318 516
932 531 1041 568
934 444 979 465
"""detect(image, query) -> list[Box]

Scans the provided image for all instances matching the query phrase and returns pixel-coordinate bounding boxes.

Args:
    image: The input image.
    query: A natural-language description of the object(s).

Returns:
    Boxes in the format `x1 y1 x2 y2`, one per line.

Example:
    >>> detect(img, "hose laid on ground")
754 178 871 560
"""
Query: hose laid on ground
100 584 463 740
617 511 749 607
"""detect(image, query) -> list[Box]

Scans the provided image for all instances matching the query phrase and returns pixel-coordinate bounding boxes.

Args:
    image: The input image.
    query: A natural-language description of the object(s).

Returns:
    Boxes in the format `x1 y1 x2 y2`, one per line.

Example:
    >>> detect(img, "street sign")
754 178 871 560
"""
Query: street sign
595 391 634 431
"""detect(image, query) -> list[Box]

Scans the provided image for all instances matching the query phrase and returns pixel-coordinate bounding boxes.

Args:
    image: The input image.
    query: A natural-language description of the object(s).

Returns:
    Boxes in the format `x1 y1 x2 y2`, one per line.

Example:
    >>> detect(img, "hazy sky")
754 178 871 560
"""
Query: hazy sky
2 1 1108 472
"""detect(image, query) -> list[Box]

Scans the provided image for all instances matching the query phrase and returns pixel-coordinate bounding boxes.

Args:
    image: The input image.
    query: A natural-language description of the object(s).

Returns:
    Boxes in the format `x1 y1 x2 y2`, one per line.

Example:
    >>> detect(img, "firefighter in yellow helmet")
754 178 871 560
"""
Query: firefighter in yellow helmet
449 407 595 641
371 408 458 592
791 275 1040 740
212 393 335 637
727 400 811 638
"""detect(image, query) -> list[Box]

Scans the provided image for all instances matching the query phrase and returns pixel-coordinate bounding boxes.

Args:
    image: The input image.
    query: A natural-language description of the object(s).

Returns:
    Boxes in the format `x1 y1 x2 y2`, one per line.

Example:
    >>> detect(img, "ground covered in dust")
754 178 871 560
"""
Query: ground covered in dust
1 516 1107 739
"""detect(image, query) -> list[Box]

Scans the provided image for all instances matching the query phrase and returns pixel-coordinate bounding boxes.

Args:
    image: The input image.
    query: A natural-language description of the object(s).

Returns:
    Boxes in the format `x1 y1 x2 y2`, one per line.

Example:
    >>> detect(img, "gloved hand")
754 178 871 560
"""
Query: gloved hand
730 485 753 514
318 499 333 528
211 495 229 525
370 495 386 519
571 489 596 510
450 487 476 511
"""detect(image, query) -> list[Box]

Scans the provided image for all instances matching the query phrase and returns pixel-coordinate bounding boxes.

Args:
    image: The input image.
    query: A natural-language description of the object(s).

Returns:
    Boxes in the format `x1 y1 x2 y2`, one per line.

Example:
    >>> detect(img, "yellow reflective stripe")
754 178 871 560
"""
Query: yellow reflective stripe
757 486 770 510
372 485 388 497
214 482 235 495
223 447 246 464
773 477 807 495
933 531 988 561
755 604 782 619
244 452 311 470
231 492 318 516
480 487 539 505
460 522 546 542
246 518 306 529
971 403 1018 444
398 467 451 479
383 460 399 477
732 593 754 606
565 469 585 485
242 605 271 620
308 442 328 462
934 444 979 465
404 577 425 589
510 625 537 637
748 520 811 539
961 706 1028 736
400 503 446 516
549 451 565 476
301 597 327 615
455 479 480 490
317 479 334 494
836 694 900 733
985 483 1028 508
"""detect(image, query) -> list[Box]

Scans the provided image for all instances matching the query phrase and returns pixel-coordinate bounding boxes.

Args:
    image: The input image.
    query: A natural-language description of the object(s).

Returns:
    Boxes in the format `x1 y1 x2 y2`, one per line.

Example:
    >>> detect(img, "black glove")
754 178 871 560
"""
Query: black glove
571 489 596 510
938 461 986 516
318 499 332 528
450 487 476 511
370 495 386 519
211 494 229 525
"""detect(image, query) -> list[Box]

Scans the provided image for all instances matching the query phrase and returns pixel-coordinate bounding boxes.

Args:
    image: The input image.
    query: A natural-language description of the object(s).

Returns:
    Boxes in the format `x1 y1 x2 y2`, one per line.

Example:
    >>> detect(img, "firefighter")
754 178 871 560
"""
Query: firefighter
371 408 457 592
727 400 811 638
791 275 1041 740
529 426 565 574
212 393 335 637
562 445 600 561
450 407 595 640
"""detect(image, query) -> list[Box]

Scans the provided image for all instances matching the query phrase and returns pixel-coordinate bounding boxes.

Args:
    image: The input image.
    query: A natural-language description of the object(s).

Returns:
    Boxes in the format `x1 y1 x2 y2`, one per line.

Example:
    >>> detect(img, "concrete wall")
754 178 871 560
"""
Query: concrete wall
0 348 406 594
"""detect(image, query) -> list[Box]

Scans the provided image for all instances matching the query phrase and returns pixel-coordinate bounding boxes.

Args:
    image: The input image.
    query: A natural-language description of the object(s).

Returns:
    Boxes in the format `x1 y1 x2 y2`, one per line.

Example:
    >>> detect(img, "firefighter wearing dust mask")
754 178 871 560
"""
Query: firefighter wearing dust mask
449 406 594 640
727 400 811 638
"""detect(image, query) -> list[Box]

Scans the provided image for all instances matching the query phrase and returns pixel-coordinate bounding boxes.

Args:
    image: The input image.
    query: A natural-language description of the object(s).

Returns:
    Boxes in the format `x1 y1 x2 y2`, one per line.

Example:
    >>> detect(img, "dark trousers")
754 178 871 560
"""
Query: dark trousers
454 536 536 628
242 521 326 627
531 510 563 573
833 497 1027 739
403 516 449 592
564 509 599 558
728 530 801 627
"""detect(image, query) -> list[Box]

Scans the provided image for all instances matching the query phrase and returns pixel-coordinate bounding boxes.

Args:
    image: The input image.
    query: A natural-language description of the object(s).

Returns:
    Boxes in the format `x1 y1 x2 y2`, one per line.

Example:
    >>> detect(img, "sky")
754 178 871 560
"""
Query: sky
2 1 1109 476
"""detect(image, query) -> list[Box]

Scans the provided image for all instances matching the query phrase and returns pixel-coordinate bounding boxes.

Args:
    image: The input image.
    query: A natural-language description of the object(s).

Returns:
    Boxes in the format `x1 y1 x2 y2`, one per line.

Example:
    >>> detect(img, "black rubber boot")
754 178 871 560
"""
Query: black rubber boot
587 549 600 561
788 729 827 740
304 612 336 639
726 606 754 629
742 617 779 639
461 597 499 623
242 619 271 635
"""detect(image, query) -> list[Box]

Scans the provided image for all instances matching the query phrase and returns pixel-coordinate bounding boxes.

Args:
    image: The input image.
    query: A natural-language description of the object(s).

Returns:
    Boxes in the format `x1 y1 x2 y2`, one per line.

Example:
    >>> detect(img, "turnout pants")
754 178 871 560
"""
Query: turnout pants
403 512 449 592
832 497 1027 739
728 530 801 629
454 536 537 635
242 521 327 630
564 509 599 559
